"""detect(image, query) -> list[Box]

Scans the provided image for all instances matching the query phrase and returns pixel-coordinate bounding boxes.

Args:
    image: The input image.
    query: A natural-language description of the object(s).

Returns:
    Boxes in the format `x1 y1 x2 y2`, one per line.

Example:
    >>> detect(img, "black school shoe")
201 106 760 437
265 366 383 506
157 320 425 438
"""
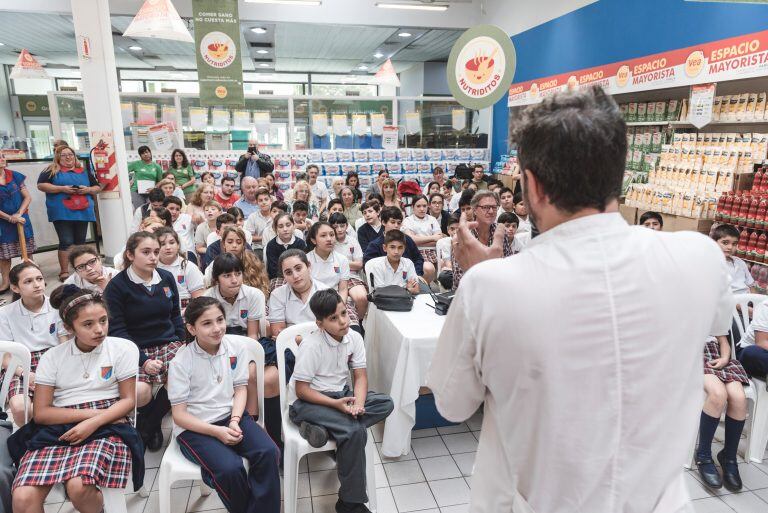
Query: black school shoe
335 499 371 513
717 450 743 492
696 458 722 489
299 421 329 448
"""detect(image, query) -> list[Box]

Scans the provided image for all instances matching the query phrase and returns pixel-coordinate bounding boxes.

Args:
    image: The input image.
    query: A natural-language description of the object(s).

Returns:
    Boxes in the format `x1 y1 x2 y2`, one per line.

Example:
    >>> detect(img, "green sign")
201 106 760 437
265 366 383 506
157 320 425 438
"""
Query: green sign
18 95 50 117
192 0 244 107
447 25 516 110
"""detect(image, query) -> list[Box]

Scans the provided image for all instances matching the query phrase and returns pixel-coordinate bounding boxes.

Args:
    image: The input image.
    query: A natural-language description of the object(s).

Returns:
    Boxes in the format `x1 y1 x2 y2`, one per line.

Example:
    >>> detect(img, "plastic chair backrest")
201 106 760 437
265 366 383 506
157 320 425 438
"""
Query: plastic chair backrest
275 322 318 417
0 340 31 424
731 293 768 351
226 335 265 429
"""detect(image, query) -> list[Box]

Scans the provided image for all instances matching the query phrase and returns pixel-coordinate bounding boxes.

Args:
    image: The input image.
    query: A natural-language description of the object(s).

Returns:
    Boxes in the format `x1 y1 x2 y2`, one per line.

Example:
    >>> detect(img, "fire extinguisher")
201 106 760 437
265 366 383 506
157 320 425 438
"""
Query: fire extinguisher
90 145 109 181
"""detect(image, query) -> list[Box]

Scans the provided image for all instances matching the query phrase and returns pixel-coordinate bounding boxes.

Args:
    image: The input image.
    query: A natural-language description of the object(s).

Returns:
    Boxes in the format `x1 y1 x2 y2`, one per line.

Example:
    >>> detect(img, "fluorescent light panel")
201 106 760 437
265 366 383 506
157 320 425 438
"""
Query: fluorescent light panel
376 2 448 11
245 0 321 5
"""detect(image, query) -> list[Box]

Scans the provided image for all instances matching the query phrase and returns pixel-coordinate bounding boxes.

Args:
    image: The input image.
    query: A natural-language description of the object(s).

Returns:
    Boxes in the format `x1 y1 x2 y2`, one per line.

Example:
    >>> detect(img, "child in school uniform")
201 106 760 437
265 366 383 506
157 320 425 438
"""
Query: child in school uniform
402 194 442 284
696 334 748 491
513 192 532 234
64 245 117 292
164 196 195 255
204 253 265 339
639 211 663 231
204 227 269 294
329 212 368 319
261 201 302 249
289 289 394 513
168 297 280 513
356 200 383 254
195 201 223 261
498 212 529 254
10 287 141 513
365 230 420 294
435 215 458 291
208 208 253 249
244 188 274 260
156 227 205 312
265 213 306 287
103 231 186 452
0 263 65 426
712 224 755 295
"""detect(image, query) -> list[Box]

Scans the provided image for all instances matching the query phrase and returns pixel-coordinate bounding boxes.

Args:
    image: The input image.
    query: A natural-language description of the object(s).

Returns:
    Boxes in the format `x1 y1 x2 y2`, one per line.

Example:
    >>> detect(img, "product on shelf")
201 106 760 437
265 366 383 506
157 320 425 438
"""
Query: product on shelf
619 91 768 124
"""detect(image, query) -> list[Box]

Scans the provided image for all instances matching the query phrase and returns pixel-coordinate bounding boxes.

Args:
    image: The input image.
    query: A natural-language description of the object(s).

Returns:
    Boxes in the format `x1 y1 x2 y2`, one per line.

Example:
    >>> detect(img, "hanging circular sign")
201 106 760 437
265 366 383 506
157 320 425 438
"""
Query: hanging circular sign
447 25 516 110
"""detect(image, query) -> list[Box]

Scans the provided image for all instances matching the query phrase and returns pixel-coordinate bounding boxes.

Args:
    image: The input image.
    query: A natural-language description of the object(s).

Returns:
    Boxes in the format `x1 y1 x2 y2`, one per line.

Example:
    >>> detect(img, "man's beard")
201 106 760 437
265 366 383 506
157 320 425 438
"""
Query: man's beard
522 173 538 228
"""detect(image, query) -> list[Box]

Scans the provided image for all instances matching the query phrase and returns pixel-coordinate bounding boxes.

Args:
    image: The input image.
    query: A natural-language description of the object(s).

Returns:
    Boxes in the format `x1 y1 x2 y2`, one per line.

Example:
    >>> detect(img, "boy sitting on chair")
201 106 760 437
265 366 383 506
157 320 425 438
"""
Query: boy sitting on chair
289 289 393 513
366 230 420 294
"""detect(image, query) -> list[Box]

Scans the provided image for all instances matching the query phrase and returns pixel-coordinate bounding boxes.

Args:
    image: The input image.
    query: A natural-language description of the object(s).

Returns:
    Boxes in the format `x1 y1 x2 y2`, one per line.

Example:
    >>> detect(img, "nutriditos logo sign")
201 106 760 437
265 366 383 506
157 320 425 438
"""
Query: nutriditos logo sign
200 32 236 69
448 25 516 110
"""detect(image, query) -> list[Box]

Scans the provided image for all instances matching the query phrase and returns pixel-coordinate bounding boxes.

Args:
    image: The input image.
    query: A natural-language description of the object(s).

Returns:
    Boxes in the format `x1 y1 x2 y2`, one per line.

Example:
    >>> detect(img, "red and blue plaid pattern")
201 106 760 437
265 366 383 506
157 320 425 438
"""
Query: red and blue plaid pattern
419 248 438 266
12 398 131 490
138 340 186 384
704 339 749 384
2 348 47 402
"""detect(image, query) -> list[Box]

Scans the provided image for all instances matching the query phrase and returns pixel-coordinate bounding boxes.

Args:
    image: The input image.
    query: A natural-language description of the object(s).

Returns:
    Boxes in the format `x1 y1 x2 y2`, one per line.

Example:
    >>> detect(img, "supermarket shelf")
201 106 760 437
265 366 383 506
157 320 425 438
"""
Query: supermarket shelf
625 121 673 126
741 256 768 267
625 119 768 127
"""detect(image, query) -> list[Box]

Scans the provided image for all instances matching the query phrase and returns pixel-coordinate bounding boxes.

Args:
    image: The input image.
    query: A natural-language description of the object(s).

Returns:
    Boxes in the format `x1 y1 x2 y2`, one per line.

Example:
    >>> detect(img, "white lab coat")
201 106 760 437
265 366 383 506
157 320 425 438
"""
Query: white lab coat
427 213 733 513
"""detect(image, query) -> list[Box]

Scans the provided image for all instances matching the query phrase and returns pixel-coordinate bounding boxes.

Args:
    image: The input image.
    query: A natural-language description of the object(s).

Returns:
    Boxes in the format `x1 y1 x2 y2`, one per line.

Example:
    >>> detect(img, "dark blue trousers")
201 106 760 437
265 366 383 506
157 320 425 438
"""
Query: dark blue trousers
738 345 768 378
177 415 281 513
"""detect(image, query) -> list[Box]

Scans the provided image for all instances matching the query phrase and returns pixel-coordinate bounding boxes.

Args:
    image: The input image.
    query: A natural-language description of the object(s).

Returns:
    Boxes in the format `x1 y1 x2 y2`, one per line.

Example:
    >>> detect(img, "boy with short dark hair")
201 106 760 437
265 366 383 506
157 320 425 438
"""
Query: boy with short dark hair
194 201 223 258
362 206 424 276
131 187 166 232
214 175 240 209
435 215 459 290
639 211 663 231
712 224 755 295
163 196 195 254
204 213 238 268
498 211 528 254
244 188 273 258
289 289 394 513
357 200 383 252
513 192 532 234
292 200 311 238
366 230 420 294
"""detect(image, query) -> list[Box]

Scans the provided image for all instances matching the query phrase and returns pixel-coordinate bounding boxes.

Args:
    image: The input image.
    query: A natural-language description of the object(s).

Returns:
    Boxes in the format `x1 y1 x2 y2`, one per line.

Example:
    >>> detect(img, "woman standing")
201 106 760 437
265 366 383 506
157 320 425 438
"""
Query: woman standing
168 149 197 201
37 146 100 282
0 154 35 292
128 145 162 208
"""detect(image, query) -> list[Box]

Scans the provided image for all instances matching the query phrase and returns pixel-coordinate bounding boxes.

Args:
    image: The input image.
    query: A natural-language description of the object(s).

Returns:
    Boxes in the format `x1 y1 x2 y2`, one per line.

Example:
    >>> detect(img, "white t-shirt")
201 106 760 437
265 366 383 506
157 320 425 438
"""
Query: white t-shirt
195 222 214 248
311 180 329 202
307 250 350 290
334 237 363 279
64 266 117 293
267 279 330 325
168 336 249 436
35 336 138 407
0 297 64 352
158 257 205 302
244 210 272 250
726 257 755 295
290 328 366 400
205 284 265 331
448 193 461 212
365 255 417 289
403 214 442 249
517 216 532 234
435 237 452 269
173 213 195 254
739 300 768 348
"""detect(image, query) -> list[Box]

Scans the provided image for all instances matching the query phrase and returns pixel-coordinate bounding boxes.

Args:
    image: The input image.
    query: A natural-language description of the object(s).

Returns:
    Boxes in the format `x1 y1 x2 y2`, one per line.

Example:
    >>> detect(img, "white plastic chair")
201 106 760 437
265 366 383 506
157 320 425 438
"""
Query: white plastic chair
157 336 265 513
277 323 378 513
0 340 31 427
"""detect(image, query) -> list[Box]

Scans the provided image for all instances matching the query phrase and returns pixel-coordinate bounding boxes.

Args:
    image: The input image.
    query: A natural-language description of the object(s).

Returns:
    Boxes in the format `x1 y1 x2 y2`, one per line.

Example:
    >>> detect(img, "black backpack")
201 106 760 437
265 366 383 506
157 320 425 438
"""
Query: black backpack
368 285 414 312
454 163 473 180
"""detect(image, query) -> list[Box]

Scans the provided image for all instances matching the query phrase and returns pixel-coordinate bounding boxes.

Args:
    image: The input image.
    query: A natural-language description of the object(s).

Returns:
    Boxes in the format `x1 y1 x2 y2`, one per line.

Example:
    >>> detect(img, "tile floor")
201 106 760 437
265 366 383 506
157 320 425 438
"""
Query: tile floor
21 251 768 513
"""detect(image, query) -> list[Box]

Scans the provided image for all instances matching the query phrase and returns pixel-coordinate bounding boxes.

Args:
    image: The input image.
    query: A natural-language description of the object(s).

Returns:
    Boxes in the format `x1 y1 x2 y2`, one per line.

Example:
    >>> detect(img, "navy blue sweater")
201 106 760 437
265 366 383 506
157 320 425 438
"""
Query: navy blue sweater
265 237 306 279
363 232 424 276
357 223 384 256
104 268 185 365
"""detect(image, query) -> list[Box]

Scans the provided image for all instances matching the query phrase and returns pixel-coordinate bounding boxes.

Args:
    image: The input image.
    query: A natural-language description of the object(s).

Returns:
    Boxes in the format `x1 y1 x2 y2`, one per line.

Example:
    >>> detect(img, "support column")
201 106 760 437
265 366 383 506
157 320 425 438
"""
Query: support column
71 0 133 260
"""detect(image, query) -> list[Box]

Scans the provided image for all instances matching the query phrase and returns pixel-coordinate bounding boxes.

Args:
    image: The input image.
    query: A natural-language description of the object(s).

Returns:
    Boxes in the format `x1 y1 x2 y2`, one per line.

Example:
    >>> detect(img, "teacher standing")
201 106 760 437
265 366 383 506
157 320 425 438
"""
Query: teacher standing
37 146 101 281
427 88 734 513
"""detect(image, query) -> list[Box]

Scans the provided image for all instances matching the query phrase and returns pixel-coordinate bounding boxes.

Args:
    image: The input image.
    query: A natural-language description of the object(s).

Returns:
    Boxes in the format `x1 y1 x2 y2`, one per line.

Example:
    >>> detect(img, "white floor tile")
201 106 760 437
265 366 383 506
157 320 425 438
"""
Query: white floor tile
186 483 226 512
310 493 339 513
45 484 66 504
411 436 449 459
437 423 469 435
412 428 439 439
390 482 438 512
309 469 341 497
371 422 384 443
451 452 476 477
144 445 168 470
721 491 768 512
375 487 399 513
56 503 75 513
419 456 462 481
689 497 736 513
125 492 149 513
429 477 471 508
143 486 193 513
289 498 312 513
307 452 337 472
465 476 472 489
383 460 426 486
754 488 768 502
465 411 483 431
441 505 470 513
295 471 311 499
685 472 717 500
377 441 416 462
442 433 478 455
43 503 62 513
737 462 768 490
299 455 309 473
375 464 389 488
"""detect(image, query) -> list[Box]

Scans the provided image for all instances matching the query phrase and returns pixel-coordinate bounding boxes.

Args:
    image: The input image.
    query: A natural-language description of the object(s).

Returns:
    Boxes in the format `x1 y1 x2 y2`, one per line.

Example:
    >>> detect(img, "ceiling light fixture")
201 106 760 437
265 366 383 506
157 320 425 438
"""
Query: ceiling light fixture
256 49 269 54
373 52 384 58
358 65 368 70
398 32 412 37
245 0 321 5
259 63 271 67
250 27 267 34
376 2 448 11
128 45 142 51
0 43 5 46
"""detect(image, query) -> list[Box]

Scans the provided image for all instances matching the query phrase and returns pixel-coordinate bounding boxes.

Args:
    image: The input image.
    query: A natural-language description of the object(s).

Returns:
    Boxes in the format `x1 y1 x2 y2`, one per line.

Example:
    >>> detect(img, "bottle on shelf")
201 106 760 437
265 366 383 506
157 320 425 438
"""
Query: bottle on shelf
723 191 735 222
731 193 743 224
748 230 759 259
757 232 767 263
738 194 751 225
748 196 760 228
758 197 768 229
759 266 768 292
737 229 749 258
754 167 764 194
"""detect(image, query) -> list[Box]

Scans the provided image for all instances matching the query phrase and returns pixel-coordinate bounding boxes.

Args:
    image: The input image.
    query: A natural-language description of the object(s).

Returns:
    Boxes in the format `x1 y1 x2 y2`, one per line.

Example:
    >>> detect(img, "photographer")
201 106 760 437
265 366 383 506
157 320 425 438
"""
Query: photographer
235 140 274 181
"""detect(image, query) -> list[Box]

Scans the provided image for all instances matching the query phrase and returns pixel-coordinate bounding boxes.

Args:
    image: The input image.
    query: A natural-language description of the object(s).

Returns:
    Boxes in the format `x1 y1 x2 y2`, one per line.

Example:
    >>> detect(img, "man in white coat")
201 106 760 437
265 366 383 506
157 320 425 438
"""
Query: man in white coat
427 87 734 513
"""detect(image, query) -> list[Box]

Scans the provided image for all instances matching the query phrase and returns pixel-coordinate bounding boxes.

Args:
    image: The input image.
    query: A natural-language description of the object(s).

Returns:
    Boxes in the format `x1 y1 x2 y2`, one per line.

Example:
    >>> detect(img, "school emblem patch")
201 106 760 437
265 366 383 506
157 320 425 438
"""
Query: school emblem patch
349 247 354 254
402 271 407 280
333 265 340 274
101 366 113 380
230 356 237 369
240 309 248 319
163 287 172 298
177 275 185 285
49 322 56 334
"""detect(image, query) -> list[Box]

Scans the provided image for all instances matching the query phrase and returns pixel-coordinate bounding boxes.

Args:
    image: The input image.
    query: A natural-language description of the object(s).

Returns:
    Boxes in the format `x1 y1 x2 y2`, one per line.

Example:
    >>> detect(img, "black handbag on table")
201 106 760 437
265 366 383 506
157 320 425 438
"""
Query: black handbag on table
367 275 414 312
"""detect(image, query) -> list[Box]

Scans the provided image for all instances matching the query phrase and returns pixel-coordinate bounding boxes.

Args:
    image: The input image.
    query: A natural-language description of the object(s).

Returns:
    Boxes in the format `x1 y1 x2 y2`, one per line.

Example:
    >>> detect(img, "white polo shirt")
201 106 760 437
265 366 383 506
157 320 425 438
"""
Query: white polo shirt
65 266 117 293
268 279 330 325
307 250 350 290
726 256 755 295
158 257 205 301
0 297 64 352
403 214 441 250
738 299 768 348
168 335 249 436
365 255 417 289
205 284 265 331
195 223 213 248
35 336 138 407
244 210 272 250
334 237 363 279
261 226 304 249
290 328 366 401
517 215 532 234
173 213 195 254
206 227 253 248
435 237 452 267
127 266 162 288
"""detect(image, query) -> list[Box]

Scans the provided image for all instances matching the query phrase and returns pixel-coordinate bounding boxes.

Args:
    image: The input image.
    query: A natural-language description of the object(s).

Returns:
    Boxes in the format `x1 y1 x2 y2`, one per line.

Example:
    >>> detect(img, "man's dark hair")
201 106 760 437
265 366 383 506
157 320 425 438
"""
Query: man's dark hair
639 211 663 228
309 288 344 320
163 196 182 208
271 200 288 212
148 188 166 203
220 176 236 186
380 206 404 223
511 86 626 213
215 213 236 230
711 224 740 242
458 189 475 208
306 164 320 173
473 164 484 171
137 145 151 156
292 200 309 213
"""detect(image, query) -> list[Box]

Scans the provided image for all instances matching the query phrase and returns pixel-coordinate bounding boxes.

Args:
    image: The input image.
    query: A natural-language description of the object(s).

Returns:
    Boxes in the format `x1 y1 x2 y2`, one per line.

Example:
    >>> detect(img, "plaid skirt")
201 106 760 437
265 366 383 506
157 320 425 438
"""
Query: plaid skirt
704 339 750 384
138 341 185 383
0 237 36 260
419 248 438 266
348 277 367 291
1 348 47 401
12 398 131 490
269 277 285 294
